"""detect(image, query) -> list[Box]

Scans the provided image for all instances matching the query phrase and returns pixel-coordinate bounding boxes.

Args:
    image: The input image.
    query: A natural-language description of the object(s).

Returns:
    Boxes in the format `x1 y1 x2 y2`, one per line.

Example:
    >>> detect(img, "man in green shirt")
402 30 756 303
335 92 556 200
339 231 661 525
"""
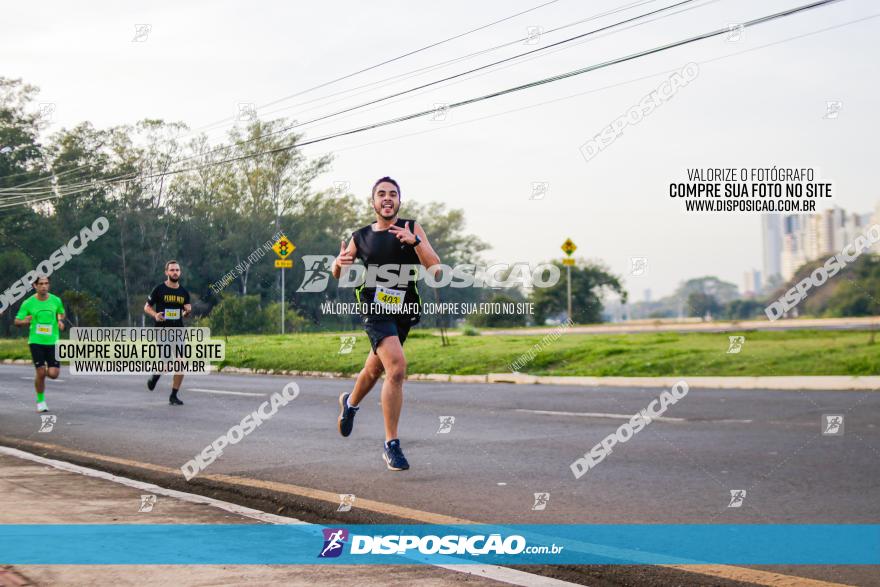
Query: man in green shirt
14 275 66 412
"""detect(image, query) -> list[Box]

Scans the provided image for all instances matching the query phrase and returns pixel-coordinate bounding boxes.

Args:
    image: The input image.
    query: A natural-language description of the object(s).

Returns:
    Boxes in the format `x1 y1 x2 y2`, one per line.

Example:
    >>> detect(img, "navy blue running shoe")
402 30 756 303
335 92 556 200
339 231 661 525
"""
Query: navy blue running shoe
382 439 410 471
337 392 359 437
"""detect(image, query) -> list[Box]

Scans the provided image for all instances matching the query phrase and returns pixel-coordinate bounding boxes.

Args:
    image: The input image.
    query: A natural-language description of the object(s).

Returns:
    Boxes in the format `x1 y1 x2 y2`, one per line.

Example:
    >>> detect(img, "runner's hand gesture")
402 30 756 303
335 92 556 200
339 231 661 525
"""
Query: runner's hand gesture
335 240 354 270
389 221 416 245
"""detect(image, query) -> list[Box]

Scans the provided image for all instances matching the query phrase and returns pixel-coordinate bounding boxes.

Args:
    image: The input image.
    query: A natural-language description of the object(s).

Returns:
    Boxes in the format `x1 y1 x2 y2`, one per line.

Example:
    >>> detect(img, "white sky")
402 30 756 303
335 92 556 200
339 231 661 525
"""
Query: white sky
3 0 878 299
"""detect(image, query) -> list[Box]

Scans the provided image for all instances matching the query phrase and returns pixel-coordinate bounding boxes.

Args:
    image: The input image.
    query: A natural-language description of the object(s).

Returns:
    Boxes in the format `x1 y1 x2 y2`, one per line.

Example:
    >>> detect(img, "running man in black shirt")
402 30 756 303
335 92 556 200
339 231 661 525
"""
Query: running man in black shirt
144 260 192 405
333 177 440 470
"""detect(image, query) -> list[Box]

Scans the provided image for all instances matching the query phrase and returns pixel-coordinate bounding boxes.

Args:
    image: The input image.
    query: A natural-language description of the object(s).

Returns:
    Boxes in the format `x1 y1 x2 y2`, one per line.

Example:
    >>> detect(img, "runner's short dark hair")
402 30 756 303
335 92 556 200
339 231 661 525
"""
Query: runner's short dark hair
165 260 180 270
372 176 401 199
33 275 50 285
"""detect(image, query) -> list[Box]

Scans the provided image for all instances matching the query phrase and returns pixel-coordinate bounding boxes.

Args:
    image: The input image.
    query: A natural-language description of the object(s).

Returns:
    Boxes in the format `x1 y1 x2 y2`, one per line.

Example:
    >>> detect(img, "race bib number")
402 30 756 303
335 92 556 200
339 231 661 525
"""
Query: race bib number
36 323 53 336
374 286 404 311
164 308 181 320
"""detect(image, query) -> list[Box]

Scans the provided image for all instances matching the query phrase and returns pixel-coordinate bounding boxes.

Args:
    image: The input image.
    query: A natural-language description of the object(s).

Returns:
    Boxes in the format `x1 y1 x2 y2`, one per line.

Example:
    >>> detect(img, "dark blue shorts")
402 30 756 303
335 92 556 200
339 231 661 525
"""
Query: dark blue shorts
362 315 417 354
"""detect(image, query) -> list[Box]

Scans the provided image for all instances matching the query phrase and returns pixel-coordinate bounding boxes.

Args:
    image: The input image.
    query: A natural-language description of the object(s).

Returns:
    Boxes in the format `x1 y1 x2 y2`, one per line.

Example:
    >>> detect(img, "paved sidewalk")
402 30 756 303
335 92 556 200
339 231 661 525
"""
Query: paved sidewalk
0 453 530 587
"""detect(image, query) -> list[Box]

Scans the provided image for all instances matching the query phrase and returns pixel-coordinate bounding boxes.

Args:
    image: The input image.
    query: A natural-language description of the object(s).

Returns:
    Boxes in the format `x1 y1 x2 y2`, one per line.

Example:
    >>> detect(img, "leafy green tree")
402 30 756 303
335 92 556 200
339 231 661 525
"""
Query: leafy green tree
822 254 880 317
0 77 492 334
530 260 626 325
724 298 764 320
0 251 33 336
59 289 101 327
686 292 721 319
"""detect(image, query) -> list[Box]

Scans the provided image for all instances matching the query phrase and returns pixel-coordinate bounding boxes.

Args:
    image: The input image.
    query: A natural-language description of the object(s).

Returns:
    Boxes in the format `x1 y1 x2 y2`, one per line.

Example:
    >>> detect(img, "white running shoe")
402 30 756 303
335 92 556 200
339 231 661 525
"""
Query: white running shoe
36 401 49 413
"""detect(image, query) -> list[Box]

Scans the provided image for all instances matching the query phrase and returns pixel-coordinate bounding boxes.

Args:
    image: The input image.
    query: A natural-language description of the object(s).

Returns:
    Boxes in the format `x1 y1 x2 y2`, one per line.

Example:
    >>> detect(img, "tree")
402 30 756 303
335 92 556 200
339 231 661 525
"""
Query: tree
59 290 101 327
0 77 492 333
686 292 721 320
822 255 880 317
530 260 626 325
724 298 764 320
672 276 738 318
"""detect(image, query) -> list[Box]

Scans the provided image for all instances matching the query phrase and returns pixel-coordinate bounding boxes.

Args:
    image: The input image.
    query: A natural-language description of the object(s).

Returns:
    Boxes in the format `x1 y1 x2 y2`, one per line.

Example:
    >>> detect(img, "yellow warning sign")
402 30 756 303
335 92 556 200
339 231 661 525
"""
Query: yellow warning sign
274 259 293 268
272 236 295 259
562 258 575 266
561 238 577 256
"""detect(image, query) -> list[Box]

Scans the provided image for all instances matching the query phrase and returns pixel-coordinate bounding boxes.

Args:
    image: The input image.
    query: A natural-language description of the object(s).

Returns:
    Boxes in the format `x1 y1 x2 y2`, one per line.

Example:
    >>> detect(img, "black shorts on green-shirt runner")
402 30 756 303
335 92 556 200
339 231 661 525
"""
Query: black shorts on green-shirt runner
29 343 60 369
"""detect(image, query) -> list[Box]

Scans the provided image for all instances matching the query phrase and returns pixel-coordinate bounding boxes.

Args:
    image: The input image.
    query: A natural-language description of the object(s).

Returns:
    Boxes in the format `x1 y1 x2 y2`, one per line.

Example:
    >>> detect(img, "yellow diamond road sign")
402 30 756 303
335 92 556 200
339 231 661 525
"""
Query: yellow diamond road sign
272 236 295 259
274 259 293 268
561 238 577 256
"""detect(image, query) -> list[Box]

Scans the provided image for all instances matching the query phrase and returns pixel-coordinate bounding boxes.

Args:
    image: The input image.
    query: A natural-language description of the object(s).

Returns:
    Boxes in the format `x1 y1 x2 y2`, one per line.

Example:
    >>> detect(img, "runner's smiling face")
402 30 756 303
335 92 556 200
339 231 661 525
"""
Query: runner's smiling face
372 182 400 220
166 263 181 283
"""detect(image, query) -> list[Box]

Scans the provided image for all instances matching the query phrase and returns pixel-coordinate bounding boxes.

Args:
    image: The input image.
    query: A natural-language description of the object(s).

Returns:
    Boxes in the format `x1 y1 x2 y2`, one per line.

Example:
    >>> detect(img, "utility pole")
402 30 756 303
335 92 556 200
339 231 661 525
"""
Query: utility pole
567 264 572 322
561 238 577 323
271 235 295 334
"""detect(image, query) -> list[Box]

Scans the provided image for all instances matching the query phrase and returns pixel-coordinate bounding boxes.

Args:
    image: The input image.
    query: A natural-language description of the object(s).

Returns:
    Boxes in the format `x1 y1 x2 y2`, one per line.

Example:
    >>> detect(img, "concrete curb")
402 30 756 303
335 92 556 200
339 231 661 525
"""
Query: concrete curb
3 360 876 390
211 367 880 390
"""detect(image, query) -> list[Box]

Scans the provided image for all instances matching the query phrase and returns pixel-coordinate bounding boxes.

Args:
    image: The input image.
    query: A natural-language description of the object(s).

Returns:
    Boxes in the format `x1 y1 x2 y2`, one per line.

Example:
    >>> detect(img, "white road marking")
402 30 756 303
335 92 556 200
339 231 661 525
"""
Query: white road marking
517 408 686 422
0 446 579 587
516 409 752 424
20 377 65 382
188 388 265 397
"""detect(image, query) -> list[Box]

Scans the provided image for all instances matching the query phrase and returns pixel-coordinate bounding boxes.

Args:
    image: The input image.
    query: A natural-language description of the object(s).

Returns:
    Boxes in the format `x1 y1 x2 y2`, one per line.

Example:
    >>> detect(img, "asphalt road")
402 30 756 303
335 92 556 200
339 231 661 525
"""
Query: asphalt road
1 364 878 585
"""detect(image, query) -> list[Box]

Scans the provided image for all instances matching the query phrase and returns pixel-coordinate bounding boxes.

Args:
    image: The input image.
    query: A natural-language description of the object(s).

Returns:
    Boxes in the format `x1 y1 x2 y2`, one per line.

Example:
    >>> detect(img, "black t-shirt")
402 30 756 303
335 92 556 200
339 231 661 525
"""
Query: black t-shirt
351 217 422 321
146 283 190 327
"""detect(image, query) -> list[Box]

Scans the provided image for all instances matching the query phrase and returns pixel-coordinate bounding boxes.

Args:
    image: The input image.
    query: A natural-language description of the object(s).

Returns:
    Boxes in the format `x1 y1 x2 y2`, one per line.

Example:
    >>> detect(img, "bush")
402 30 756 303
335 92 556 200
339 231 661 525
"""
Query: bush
263 302 307 333
462 325 480 336
208 295 271 335
724 299 765 320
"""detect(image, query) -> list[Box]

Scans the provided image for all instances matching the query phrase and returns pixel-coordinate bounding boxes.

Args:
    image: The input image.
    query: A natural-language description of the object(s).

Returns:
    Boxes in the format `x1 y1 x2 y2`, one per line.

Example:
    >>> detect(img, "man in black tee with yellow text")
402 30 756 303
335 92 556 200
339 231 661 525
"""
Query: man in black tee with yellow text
332 177 441 471
144 260 192 405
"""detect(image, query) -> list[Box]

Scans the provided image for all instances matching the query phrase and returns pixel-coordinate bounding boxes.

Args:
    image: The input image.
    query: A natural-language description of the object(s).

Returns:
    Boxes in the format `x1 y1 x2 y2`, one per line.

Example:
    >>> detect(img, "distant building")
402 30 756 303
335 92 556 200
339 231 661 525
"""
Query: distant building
741 270 762 297
766 204 879 282
761 215 782 282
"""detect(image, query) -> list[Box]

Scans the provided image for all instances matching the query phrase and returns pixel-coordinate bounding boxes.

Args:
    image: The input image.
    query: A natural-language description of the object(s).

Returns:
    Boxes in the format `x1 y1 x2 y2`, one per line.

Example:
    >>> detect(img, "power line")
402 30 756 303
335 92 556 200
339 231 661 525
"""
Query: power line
0 0 566 190
326 14 877 159
0 0 678 195
0 0 845 210
192 0 659 136
0 0 696 196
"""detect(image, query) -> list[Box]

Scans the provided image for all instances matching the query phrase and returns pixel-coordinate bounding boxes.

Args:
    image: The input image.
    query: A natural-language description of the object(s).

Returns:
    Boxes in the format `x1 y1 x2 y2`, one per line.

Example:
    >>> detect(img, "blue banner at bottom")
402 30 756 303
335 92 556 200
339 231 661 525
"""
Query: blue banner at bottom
1 524 878 565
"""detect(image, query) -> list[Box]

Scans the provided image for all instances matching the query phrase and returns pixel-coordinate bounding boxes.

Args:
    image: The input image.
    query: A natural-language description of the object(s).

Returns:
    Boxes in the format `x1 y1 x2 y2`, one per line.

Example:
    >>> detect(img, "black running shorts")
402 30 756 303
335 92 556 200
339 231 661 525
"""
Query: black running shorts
362 316 415 354
29 343 60 369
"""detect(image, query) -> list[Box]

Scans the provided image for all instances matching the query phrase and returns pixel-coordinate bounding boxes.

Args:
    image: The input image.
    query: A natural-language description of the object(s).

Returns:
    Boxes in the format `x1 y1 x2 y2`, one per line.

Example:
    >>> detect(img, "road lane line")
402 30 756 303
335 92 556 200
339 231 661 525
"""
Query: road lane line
19 377 65 382
516 409 686 423
188 388 265 397
0 437 847 587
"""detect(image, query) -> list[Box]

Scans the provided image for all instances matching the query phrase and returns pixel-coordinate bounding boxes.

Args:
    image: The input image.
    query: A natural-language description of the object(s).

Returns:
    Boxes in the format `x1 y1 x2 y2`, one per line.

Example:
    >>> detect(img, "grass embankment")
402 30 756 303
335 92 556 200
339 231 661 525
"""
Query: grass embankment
2 329 875 376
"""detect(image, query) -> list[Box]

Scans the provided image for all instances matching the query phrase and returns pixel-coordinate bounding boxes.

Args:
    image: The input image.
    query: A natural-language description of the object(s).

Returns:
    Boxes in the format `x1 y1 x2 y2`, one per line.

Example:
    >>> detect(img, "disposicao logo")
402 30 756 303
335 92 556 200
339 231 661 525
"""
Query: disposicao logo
319 528 349 558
